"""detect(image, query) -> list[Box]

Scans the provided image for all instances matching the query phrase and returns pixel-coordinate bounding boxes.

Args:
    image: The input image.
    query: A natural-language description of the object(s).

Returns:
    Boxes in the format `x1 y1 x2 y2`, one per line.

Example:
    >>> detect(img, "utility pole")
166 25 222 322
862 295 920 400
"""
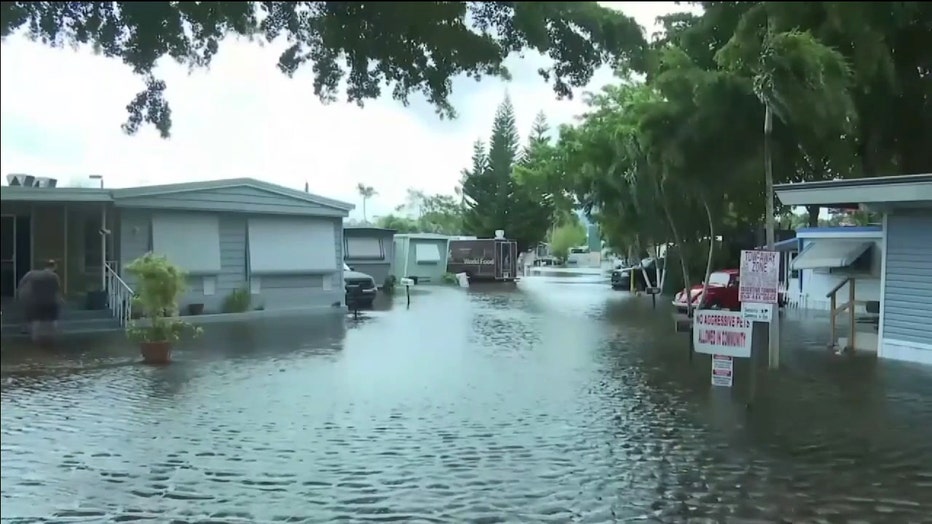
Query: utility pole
764 100 781 370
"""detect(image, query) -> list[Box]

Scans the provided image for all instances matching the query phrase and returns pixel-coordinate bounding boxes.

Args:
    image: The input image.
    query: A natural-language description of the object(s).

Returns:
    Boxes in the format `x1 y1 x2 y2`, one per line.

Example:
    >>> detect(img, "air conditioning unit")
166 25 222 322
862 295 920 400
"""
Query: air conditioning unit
7 174 35 187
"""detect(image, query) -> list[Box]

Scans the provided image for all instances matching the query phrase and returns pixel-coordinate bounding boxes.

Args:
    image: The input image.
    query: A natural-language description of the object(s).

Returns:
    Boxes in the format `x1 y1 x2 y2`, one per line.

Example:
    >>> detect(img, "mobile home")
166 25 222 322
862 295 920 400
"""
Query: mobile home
1 176 354 335
776 174 932 364
343 226 395 286
392 233 450 285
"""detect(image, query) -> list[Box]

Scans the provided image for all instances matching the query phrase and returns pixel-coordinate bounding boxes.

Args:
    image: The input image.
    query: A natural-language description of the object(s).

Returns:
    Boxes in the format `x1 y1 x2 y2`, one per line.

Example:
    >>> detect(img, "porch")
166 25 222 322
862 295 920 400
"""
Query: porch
1 198 116 310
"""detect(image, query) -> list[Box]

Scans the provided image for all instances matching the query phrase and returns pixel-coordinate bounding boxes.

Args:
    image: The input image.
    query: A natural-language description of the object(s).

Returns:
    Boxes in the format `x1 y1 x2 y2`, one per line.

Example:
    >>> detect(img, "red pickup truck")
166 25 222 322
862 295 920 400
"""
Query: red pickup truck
672 269 786 314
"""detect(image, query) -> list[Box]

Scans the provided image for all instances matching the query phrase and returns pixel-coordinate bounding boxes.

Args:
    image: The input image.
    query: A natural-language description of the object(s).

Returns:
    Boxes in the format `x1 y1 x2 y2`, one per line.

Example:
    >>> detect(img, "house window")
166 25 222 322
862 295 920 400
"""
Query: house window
84 218 103 268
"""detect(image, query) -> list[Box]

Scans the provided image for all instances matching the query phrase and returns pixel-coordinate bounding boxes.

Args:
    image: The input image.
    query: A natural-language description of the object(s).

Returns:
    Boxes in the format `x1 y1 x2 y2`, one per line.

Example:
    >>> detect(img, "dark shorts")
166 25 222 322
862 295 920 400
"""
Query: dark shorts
26 302 60 323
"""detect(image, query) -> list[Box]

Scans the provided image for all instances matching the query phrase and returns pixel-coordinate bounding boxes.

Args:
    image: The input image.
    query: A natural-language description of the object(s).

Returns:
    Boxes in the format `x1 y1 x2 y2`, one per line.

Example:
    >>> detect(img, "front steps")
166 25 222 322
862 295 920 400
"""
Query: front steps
836 331 879 354
0 306 122 337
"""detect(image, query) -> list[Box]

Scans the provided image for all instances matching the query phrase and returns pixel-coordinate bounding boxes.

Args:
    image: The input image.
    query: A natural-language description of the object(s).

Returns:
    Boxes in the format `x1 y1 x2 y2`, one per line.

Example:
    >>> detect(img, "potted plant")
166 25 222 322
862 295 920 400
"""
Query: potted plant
125 253 202 364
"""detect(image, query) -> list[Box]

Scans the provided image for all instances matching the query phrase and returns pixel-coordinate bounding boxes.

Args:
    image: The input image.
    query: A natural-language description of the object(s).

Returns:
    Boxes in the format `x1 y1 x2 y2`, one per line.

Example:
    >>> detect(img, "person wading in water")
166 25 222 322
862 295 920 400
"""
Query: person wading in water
17 259 63 341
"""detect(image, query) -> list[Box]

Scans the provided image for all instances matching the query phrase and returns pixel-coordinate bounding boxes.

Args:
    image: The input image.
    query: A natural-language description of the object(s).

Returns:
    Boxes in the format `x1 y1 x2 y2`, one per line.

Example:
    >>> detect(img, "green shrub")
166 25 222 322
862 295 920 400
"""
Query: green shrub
550 222 587 261
382 275 397 295
222 288 251 313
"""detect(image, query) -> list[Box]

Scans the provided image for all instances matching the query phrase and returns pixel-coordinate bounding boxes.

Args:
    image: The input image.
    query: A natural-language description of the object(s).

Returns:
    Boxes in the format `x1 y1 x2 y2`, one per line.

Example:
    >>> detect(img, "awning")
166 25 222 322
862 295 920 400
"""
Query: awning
755 237 800 253
791 239 872 270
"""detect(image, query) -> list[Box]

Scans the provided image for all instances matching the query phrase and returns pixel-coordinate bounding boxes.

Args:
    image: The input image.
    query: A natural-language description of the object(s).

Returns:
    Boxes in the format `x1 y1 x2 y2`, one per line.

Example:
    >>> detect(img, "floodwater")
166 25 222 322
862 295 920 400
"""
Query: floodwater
3 274 932 522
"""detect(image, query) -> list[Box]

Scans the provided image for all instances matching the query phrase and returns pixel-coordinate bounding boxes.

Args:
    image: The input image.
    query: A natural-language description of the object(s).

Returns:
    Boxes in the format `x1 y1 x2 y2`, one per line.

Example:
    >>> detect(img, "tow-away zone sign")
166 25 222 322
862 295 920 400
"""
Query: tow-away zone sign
693 310 752 358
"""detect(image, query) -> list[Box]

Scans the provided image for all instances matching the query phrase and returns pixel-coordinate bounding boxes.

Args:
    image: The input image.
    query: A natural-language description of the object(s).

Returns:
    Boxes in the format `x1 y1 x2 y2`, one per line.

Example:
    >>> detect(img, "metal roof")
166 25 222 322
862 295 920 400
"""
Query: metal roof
344 225 397 233
775 174 932 207
775 173 932 190
1 177 355 211
111 178 354 211
0 186 113 203
393 233 452 240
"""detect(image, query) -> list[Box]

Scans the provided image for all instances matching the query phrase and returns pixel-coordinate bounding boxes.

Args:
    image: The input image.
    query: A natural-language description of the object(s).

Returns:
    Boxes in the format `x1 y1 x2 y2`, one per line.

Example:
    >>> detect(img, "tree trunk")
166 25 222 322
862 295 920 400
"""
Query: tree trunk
655 243 666 292
641 242 655 289
698 193 715 309
764 103 775 249
362 198 368 223
635 235 653 289
659 181 692 316
764 99 780 370
806 204 819 228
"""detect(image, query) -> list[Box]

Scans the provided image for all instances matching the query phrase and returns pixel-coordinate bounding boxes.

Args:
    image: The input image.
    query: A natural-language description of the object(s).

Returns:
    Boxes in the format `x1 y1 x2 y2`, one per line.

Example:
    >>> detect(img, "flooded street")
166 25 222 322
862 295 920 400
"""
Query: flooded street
3 274 932 522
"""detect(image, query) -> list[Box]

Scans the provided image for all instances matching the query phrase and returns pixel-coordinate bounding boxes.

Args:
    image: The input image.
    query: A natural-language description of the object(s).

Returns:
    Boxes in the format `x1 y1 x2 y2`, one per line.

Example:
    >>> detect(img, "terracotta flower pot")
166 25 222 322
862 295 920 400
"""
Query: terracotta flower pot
140 341 173 364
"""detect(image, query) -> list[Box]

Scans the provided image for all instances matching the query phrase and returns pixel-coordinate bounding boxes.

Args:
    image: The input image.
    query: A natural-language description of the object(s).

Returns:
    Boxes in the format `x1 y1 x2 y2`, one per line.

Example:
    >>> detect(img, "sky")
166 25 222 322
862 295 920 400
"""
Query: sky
0 2 697 221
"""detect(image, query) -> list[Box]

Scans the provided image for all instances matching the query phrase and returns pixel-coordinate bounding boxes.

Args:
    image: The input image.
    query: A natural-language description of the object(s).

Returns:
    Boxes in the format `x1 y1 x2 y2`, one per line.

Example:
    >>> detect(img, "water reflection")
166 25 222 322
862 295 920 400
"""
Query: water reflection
2 279 932 521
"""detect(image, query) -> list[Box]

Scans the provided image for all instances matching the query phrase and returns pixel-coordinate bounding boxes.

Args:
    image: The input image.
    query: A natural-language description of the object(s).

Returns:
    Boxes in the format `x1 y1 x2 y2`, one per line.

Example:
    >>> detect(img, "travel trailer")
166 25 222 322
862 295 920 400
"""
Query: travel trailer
447 236 518 283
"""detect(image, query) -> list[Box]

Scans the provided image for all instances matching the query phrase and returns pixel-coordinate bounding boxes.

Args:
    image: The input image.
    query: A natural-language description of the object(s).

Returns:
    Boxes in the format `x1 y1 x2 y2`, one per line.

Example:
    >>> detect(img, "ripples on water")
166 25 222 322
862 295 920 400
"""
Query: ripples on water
3 277 932 522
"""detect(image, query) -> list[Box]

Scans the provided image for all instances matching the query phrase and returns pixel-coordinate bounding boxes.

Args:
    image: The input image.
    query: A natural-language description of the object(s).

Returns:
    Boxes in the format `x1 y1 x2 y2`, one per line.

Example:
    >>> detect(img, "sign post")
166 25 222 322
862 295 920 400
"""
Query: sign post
741 302 774 323
739 249 781 305
738 249 781 406
692 310 753 359
692 310 753 389
711 354 734 387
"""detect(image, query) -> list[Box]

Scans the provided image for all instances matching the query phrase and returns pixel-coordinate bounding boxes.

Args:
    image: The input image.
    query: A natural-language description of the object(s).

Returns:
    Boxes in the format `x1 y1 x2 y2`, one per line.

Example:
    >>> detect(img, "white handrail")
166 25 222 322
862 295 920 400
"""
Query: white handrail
104 262 134 327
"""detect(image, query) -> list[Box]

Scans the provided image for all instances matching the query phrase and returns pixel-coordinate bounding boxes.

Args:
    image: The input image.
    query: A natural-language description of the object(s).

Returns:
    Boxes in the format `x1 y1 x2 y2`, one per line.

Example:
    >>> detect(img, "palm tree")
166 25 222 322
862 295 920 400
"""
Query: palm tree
356 183 377 223
716 6 856 372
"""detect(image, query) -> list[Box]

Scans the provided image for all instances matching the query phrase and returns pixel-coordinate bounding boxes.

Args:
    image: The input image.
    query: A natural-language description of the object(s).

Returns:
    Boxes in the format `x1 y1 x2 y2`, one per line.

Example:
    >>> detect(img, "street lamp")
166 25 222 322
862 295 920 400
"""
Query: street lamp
89 174 104 188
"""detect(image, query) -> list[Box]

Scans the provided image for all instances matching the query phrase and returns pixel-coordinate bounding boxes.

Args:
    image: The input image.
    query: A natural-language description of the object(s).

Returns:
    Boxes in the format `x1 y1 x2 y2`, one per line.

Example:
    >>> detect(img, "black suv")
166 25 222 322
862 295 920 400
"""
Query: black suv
343 263 378 308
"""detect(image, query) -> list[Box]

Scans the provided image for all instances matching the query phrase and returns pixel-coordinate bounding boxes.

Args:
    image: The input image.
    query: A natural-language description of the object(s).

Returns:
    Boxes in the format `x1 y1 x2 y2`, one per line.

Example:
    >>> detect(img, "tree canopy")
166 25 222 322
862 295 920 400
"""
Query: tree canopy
0 2 648 137
373 188 465 235
511 1 931 295
460 97 552 251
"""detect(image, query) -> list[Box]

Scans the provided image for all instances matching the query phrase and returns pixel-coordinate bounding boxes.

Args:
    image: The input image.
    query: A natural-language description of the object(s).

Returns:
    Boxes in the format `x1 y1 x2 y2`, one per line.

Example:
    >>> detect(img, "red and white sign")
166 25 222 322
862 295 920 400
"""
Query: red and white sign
711 354 734 387
693 310 752 358
739 249 780 304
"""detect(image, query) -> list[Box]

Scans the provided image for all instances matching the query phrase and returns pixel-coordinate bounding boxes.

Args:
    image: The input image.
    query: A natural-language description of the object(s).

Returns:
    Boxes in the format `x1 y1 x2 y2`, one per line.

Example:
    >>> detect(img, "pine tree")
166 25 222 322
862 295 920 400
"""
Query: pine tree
526 111 550 152
461 139 491 235
462 97 519 238
510 111 556 252
461 98 554 251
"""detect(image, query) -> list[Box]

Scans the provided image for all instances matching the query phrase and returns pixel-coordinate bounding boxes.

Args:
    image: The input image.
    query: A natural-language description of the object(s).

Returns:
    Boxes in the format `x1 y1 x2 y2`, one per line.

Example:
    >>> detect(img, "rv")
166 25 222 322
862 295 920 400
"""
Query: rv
447 238 518 282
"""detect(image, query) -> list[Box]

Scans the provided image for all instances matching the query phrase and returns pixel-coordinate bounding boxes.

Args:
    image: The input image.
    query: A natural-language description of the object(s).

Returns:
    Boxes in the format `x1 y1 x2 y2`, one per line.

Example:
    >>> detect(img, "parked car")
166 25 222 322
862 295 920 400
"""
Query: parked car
534 256 559 267
611 257 663 291
343 263 378 308
672 268 787 314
